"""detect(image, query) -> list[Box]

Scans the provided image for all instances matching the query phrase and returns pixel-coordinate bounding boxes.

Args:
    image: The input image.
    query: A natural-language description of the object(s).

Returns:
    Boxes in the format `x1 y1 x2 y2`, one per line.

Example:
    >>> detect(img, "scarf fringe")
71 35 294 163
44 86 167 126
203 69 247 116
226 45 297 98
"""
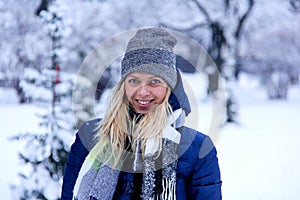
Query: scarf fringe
161 177 176 200
148 177 176 200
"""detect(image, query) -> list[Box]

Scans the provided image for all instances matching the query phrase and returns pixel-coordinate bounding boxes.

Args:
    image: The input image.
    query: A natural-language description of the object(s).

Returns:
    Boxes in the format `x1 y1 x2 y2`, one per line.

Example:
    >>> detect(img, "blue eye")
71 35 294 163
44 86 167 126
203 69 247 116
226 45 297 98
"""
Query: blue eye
151 79 161 84
128 79 138 84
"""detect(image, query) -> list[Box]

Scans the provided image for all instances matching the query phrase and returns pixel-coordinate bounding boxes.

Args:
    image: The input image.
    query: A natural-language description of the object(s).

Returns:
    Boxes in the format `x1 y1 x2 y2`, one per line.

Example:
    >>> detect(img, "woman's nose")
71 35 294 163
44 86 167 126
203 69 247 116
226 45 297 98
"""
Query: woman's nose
138 85 150 96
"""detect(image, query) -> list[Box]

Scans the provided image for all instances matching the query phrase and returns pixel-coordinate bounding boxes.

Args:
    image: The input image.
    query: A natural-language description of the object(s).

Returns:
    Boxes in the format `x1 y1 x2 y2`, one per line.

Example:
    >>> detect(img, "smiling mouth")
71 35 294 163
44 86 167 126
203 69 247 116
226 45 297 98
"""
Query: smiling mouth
136 100 153 105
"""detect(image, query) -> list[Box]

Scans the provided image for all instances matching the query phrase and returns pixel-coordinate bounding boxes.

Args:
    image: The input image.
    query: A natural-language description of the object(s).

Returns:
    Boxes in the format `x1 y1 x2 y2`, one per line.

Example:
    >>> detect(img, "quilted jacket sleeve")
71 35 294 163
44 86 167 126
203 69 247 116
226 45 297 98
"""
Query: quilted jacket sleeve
187 135 222 200
61 119 100 200
61 133 89 200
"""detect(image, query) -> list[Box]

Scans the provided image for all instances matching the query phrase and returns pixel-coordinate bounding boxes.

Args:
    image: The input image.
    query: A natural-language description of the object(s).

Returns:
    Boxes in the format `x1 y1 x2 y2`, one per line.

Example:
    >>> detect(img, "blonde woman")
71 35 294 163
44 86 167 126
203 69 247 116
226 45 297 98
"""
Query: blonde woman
61 28 222 200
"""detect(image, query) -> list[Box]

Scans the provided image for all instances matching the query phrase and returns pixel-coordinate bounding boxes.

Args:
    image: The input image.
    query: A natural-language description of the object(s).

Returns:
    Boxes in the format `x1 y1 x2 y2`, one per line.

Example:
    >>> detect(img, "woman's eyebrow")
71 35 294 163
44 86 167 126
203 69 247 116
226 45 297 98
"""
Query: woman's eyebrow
149 75 163 79
127 75 139 79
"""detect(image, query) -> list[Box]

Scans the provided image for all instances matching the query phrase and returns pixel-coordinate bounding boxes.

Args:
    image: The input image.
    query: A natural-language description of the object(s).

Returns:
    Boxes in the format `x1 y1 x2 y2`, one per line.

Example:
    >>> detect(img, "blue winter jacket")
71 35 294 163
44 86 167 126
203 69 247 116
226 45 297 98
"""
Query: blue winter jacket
61 72 222 199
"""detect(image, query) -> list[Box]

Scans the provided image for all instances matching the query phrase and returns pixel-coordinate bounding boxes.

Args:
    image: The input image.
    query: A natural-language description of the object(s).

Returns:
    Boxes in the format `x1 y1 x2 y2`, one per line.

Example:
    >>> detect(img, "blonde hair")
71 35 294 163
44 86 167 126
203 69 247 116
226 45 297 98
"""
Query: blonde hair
96 80 173 168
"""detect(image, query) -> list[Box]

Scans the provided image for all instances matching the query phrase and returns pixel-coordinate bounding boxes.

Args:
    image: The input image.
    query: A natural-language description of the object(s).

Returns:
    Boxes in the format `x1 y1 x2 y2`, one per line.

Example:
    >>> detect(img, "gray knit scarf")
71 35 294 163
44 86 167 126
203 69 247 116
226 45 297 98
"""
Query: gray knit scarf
75 109 185 200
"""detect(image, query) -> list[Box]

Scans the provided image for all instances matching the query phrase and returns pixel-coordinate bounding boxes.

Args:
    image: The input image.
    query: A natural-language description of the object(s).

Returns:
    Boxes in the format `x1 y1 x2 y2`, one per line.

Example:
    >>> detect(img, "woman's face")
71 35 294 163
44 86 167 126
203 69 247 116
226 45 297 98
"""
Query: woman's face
125 72 168 114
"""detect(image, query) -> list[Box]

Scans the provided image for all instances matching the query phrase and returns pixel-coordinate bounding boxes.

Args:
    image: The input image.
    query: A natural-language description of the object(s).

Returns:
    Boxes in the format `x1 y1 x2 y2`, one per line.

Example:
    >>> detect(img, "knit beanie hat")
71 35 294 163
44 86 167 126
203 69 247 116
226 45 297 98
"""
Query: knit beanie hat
121 28 178 89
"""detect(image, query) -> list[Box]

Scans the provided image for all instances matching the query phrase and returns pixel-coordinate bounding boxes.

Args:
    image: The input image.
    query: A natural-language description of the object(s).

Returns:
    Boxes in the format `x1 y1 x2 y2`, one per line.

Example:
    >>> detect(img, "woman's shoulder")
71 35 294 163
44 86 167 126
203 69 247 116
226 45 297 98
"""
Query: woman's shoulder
77 118 102 151
178 126 215 160
179 126 207 146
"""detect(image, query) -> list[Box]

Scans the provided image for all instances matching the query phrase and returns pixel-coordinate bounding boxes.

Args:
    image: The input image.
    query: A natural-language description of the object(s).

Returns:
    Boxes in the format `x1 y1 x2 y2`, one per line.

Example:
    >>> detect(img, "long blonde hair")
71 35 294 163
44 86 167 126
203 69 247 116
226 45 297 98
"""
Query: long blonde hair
96 80 173 168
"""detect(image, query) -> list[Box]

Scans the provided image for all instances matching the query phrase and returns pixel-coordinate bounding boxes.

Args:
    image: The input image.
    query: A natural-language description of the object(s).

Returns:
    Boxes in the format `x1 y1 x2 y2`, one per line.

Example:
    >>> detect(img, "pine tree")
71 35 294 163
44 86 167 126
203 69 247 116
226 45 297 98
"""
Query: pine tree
11 1 75 199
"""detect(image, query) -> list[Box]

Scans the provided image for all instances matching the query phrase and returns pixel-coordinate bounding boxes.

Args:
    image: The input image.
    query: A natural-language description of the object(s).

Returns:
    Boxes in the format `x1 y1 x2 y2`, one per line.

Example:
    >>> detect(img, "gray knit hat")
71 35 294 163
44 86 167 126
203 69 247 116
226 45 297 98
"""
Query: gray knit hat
121 28 178 89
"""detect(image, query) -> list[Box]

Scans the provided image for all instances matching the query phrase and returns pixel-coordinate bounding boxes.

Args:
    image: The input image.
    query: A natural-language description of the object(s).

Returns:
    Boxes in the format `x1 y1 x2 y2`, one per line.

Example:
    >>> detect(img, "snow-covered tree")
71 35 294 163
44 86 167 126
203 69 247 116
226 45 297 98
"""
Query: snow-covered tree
0 0 51 102
241 23 300 99
11 1 75 199
155 0 255 123
240 0 300 99
11 68 75 200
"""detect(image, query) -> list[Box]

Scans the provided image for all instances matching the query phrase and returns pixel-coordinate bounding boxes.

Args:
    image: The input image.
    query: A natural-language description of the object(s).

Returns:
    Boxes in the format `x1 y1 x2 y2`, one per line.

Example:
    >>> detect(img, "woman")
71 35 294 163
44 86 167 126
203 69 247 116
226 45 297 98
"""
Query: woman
61 28 222 200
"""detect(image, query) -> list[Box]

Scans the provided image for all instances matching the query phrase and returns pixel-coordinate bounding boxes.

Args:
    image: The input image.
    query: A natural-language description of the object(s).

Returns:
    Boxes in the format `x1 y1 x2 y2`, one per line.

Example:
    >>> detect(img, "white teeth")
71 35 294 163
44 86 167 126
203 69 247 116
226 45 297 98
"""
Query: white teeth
138 100 150 105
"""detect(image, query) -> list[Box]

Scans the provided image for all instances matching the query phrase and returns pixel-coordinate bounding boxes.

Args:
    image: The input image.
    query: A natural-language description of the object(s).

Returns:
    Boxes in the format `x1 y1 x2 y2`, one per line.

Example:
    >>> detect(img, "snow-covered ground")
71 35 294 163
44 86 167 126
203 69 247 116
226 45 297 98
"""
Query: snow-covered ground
1 74 299 199
0 89 41 198
217 76 300 200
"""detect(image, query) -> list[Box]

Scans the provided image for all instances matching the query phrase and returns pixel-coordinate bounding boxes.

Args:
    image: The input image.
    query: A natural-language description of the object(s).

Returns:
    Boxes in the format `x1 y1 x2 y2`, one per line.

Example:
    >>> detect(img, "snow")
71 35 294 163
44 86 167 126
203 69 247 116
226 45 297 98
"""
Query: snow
1 73 300 199
217 75 300 200
218 101 300 199
0 91 41 199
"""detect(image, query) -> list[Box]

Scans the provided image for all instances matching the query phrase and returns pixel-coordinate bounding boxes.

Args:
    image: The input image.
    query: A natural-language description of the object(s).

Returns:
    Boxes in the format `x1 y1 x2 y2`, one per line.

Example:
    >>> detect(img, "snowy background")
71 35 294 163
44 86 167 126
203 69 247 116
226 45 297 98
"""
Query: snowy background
1 73 299 200
1 0 300 199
